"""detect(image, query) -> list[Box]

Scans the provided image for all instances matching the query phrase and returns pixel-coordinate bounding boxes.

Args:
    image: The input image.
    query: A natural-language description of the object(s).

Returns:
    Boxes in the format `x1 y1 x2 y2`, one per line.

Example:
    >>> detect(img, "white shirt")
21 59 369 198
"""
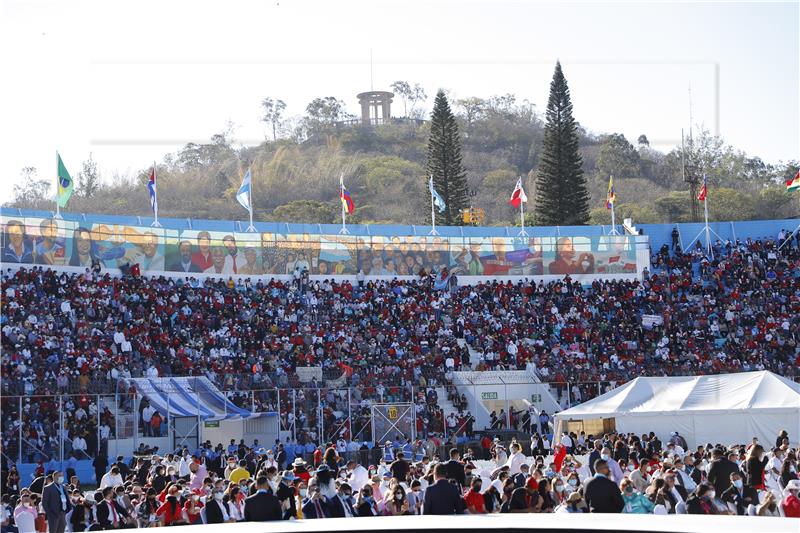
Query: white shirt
348 465 369 493
505 452 527 475
100 472 123 489
142 406 155 423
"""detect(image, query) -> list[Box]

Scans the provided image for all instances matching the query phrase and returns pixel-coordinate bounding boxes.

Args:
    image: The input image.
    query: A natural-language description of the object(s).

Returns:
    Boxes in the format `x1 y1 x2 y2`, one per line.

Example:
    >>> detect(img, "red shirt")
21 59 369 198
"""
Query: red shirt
464 489 485 513
156 500 184 525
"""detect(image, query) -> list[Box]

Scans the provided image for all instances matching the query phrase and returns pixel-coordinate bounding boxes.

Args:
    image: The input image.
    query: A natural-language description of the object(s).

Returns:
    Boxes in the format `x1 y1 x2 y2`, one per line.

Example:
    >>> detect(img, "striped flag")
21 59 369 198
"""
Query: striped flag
787 169 800 191
697 174 707 202
429 176 446 213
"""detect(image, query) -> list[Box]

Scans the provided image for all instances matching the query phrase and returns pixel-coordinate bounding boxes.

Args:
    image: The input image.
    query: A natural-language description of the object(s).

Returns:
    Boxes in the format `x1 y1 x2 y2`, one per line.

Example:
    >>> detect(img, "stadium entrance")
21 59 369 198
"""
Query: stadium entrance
371 403 415 444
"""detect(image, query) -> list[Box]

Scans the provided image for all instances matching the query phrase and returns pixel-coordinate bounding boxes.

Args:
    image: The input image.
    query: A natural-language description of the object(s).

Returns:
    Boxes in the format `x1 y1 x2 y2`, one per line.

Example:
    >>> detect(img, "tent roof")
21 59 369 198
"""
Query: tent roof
555 371 800 419
126 376 253 420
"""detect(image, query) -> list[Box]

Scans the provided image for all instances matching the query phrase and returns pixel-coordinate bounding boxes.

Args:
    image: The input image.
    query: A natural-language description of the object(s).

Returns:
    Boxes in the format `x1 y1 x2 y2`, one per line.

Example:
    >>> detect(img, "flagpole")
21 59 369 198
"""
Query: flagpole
703 193 712 258
339 173 349 235
429 176 439 236
55 151 62 219
151 161 162 228
518 180 527 237
246 166 255 232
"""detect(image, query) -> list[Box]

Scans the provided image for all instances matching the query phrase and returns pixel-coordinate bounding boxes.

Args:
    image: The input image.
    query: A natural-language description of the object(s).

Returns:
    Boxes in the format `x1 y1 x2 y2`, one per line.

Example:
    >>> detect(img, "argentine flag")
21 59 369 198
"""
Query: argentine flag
236 168 252 212
429 176 446 213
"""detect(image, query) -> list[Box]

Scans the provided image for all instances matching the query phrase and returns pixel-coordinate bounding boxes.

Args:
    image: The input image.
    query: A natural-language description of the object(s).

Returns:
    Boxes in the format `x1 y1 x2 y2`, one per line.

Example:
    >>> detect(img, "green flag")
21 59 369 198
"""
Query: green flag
56 152 73 208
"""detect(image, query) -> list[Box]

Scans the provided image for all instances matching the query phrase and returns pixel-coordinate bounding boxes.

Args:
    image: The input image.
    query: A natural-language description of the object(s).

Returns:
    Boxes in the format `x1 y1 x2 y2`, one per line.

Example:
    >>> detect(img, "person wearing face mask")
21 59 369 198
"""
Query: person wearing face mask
328 482 356 518
14 493 38 533
552 478 568 506
599 447 624 485
780 479 800 518
301 479 331 519
583 459 624 513
355 485 378 517
720 472 757 515
205 488 236 524
97 486 129 529
564 472 581 494
113 486 135 525
383 485 409 516
182 489 205 525
464 477 486 514
685 484 718 515
620 478 654 514
41 471 71 533
136 488 160 528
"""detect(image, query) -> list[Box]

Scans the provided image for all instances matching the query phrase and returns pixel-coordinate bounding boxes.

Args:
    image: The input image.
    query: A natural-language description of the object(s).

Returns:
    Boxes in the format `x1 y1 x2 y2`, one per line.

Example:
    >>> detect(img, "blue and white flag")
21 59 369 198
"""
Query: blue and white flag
236 168 252 212
429 176 446 213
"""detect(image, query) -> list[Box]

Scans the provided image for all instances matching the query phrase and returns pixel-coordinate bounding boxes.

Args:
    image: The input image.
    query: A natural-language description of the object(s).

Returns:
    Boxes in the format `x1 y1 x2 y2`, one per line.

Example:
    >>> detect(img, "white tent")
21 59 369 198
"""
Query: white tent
554 371 800 448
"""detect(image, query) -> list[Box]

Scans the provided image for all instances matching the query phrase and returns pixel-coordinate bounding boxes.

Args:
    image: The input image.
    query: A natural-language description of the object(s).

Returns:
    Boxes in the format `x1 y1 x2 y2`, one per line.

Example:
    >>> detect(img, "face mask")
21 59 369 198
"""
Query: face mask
474 485 482 492
299 489 308 498
600 454 610 461
554 484 564 492
192 495 199 501
214 492 224 501
568 479 577 487
395 493 403 501
733 480 743 489
707 491 715 500
55 476 63 484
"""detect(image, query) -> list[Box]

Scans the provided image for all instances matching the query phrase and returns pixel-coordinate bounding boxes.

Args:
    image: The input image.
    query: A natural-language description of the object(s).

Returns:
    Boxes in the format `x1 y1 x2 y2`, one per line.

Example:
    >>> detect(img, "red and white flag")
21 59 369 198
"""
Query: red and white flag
509 177 528 208
697 174 707 202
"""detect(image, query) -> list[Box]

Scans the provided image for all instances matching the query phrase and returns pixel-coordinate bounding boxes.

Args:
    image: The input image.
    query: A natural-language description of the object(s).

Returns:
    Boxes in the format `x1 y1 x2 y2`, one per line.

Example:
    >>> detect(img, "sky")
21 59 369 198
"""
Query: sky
0 0 798 205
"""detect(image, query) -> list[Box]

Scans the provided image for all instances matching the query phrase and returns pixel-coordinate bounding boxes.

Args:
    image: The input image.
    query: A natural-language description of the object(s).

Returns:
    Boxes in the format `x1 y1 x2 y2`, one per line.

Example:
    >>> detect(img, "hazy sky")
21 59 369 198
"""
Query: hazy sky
1 0 797 205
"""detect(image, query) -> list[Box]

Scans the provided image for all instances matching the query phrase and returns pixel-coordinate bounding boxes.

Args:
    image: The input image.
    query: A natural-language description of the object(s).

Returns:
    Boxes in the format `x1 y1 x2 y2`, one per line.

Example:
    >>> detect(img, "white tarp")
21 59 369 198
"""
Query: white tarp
553 371 800 448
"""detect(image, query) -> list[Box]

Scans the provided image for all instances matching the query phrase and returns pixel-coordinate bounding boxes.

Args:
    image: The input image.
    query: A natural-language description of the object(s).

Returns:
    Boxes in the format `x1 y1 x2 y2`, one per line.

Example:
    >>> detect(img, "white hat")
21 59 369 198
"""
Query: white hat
784 479 800 496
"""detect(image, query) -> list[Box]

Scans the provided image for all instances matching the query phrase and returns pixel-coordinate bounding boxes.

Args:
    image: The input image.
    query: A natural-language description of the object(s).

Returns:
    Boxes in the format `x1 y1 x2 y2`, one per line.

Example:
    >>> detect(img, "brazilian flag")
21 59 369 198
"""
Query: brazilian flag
56 152 73 208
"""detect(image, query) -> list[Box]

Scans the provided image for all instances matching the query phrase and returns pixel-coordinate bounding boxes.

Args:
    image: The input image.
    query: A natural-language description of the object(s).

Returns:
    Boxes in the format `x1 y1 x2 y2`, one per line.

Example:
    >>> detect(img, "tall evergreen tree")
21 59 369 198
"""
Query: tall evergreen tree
426 89 468 225
535 61 590 225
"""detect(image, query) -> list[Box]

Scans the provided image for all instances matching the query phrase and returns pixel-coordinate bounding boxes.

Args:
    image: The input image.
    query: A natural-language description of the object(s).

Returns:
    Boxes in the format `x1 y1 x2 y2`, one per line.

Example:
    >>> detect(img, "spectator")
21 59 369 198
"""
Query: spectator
583 459 624 513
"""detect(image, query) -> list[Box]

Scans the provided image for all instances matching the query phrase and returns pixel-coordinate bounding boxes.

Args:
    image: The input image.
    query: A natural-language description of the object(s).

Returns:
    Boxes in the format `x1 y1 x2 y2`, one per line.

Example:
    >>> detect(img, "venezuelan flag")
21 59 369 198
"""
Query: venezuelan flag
340 187 355 214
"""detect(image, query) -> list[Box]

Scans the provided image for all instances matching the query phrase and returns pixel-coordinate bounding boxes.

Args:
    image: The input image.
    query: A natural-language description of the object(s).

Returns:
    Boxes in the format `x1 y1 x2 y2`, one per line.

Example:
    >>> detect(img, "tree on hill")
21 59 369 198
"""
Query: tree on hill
426 90 468 225
534 61 590 225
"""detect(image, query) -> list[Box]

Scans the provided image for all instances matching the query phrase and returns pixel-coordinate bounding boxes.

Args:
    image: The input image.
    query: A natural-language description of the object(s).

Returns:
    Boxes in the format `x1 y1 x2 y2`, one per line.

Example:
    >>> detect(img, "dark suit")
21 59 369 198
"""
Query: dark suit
423 479 464 515
356 501 377 517
720 485 758 515
301 497 331 519
327 495 356 518
42 482 73 533
583 475 624 513
204 499 230 524
588 450 601 475
743 456 768 488
96 499 127 529
167 258 202 273
244 491 283 521
707 458 740 495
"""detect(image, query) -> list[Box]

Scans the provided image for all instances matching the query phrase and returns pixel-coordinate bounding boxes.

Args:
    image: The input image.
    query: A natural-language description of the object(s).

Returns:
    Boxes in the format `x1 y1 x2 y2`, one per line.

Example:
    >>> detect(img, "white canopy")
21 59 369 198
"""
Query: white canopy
554 371 800 448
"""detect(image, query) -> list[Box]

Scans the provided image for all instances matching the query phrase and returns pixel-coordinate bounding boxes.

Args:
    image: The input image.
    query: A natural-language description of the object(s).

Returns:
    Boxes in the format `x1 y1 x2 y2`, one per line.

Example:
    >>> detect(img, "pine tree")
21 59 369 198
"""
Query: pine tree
535 61 590 225
426 89 469 225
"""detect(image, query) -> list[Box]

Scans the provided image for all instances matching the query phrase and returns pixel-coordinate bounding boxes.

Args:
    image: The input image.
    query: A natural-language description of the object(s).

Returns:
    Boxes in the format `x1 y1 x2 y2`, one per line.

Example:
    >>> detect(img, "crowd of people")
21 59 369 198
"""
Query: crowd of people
1 231 799 528
1 428 798 532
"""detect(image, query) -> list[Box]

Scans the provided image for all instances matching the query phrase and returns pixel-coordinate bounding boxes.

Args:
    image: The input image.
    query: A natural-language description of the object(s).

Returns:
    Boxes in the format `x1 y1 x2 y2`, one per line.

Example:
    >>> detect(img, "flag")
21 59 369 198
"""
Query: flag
56 153 73 208
147 165 158 215
429 176 446 213
787 169 800 191
236 168 252 212
339 175 355 215
508 177 527 208
605 175 616 209
697 174 707 202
